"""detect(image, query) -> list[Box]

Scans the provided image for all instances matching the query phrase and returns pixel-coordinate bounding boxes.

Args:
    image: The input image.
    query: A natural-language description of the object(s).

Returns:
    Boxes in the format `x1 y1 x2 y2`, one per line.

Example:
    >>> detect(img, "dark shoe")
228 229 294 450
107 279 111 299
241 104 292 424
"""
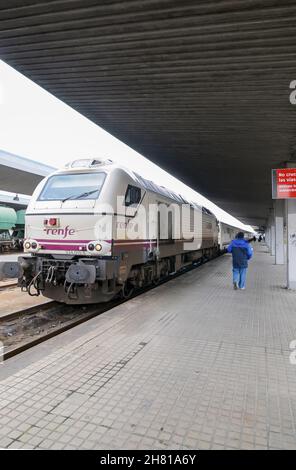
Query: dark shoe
233 282 238 290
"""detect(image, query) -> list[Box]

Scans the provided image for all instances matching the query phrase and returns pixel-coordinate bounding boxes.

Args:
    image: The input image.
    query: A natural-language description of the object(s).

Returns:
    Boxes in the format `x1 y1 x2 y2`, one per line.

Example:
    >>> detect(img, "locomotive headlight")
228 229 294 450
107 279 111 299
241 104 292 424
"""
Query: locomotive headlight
87 240 109 255
24 240 39 251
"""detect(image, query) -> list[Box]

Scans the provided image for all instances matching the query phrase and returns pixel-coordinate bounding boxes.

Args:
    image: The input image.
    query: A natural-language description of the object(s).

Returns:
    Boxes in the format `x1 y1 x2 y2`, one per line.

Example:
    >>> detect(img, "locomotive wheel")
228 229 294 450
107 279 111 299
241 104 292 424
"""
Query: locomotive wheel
152 277 160 286
121 282 134 299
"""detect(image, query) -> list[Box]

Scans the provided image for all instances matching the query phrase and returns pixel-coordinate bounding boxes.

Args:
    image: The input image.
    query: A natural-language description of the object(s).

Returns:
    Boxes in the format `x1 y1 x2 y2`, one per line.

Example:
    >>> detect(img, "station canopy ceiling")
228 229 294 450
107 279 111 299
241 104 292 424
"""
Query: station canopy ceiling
1 0 296 227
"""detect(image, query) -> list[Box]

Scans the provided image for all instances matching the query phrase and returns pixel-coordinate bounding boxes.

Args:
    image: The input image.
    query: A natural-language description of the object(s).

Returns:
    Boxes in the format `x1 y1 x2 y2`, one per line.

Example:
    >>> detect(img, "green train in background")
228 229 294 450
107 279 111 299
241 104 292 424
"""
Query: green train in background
0 206 25 252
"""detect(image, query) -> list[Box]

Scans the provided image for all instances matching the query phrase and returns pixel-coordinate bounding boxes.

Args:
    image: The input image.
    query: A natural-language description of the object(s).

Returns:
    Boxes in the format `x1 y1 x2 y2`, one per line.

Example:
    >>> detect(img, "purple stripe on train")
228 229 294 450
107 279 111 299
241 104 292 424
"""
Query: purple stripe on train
40 244 87 251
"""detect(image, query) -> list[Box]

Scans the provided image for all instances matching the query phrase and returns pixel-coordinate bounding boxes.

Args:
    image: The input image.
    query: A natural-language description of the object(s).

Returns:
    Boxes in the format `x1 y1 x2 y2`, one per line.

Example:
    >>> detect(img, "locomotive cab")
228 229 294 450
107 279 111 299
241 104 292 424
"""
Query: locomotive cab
0 159 138 303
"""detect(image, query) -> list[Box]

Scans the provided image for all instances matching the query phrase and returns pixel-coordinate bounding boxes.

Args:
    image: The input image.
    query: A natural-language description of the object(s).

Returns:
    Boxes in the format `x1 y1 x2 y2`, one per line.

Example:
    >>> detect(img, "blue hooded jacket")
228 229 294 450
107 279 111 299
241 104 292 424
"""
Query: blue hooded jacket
227 238 253 269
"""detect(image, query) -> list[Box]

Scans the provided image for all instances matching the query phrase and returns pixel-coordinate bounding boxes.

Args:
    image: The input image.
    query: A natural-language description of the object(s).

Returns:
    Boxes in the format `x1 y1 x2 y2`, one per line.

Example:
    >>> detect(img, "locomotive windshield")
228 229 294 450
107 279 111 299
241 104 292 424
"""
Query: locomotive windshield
38 172 106 201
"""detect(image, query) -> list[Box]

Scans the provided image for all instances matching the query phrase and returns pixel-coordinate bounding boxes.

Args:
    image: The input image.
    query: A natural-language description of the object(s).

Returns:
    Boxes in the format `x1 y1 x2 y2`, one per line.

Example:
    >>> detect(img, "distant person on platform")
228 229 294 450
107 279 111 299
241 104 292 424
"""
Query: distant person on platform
227 232 253 290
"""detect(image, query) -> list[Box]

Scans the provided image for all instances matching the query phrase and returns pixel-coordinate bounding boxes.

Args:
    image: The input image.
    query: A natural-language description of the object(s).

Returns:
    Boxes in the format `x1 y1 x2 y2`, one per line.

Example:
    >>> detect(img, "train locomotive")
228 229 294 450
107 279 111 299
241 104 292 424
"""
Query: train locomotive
0 159 251 304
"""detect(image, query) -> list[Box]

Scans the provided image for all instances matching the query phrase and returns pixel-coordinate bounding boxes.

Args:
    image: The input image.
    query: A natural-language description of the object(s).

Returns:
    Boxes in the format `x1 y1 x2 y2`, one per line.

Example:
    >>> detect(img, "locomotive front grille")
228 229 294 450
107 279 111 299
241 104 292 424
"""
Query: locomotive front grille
41 259 72 277
40 259 101 281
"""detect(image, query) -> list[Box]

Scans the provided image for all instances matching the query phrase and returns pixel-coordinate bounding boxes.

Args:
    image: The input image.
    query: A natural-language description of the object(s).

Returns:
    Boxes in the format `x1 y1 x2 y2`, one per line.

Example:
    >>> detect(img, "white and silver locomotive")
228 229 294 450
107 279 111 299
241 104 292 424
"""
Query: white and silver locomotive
0 159 250 304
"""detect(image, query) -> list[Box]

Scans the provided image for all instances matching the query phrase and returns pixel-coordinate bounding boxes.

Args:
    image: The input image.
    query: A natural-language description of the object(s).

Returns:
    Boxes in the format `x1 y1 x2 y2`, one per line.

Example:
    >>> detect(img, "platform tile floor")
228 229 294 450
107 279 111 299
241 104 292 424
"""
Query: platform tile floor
0 244 296 450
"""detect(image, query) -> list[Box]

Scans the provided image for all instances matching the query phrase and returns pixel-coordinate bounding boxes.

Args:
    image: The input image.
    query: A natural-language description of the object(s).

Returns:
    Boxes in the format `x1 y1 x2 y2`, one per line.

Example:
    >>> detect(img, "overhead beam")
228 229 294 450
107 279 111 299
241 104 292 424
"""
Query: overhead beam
0 149 54 195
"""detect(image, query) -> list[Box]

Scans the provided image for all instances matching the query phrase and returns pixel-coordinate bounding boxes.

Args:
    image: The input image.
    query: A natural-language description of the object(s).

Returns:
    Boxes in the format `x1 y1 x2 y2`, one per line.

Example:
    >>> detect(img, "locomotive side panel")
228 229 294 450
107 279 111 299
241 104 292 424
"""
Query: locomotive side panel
201 211 218 249
219 223 238 250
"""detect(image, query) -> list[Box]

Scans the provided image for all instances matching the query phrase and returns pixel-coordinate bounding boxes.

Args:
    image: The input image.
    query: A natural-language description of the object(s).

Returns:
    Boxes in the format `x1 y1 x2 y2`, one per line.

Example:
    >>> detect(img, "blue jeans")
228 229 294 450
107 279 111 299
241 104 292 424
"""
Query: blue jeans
233 267 247 288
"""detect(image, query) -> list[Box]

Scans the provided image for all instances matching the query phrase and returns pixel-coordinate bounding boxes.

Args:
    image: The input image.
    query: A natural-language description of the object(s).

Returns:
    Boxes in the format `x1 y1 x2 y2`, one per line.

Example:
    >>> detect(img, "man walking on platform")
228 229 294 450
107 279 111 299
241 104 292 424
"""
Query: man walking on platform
227 232 253 290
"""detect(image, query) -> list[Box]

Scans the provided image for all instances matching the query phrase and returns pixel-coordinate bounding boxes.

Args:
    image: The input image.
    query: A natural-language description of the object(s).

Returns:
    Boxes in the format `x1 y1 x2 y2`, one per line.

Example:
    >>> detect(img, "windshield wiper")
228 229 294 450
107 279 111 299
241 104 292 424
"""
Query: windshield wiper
62 189 99 203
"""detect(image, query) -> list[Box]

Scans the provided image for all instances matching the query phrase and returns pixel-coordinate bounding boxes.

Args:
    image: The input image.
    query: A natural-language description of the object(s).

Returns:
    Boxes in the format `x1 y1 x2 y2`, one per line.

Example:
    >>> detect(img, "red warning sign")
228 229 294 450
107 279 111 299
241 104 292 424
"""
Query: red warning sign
274 168 296 199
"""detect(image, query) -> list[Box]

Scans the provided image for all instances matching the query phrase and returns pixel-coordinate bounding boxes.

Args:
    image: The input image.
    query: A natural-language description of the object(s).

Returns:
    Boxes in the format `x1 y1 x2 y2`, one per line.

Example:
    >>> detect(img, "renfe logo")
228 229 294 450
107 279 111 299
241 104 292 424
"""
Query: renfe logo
44 225 76 238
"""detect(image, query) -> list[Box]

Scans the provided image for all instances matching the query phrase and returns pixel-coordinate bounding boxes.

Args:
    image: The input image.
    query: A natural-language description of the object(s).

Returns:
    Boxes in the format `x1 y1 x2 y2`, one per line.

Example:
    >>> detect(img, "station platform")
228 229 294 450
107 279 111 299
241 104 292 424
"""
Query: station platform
0 252 49 317
0 252 20 262
0 282 49 318
0 244 296 450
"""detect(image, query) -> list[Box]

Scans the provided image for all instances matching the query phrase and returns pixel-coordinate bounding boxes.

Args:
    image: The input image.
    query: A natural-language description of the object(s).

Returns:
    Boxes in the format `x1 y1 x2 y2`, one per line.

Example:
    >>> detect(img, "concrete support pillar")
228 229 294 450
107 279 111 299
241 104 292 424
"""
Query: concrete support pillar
266 226 270 249
269 209 275 256
275 200 285 265
271 223 275 256
286 199 296 289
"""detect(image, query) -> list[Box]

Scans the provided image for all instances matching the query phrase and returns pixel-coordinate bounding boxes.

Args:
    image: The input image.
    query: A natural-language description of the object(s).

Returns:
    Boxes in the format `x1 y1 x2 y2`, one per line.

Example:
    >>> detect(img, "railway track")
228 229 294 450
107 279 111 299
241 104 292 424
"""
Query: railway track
0 298 123 361
0 254 217 361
